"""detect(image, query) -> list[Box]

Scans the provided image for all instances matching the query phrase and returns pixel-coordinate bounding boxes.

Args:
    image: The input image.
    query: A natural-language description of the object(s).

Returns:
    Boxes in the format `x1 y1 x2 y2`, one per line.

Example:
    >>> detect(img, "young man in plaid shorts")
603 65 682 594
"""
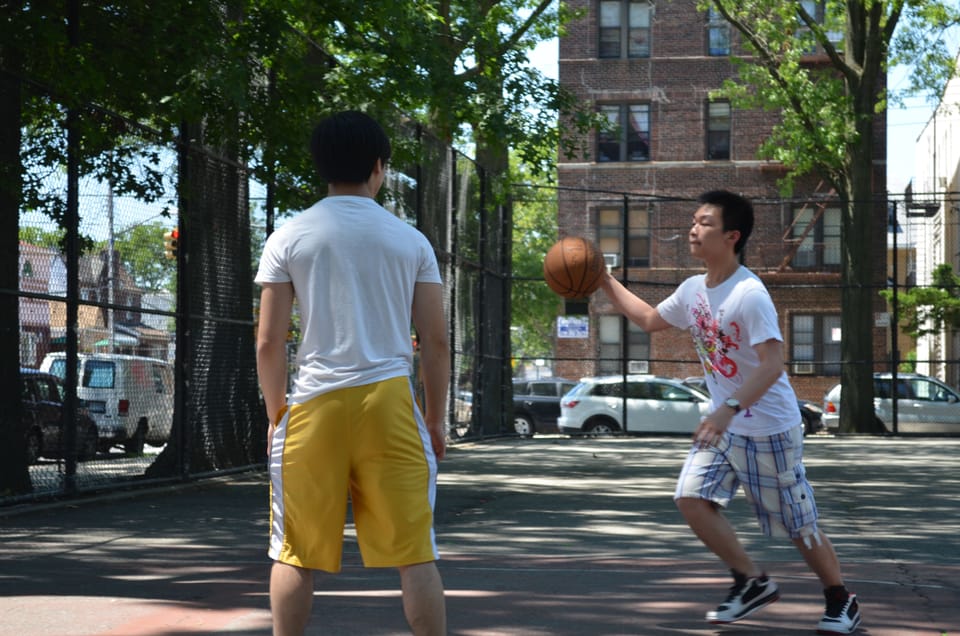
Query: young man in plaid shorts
598 190 861 634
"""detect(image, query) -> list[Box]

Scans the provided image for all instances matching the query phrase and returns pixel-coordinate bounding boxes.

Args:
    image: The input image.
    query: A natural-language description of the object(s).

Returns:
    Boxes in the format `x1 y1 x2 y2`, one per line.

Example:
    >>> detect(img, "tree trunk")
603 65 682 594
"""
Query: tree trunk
838 119 885 435
473 49 514 434
146 121 263 478
0 39 33 495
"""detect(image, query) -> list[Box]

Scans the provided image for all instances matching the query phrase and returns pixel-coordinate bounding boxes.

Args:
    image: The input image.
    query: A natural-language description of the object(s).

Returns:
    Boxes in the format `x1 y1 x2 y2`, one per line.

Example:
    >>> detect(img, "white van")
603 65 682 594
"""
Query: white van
41 353 175 454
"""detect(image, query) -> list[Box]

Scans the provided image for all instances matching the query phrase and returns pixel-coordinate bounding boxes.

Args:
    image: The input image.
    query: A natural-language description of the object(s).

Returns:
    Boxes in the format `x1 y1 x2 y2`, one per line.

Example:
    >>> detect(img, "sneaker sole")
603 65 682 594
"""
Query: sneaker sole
816 613 862 635
707 592 780 624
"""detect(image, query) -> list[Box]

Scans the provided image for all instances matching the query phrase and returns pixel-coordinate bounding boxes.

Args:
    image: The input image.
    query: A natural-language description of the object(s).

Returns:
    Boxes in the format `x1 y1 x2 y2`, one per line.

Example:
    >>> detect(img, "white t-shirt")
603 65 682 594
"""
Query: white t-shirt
255 195 442 403
657 266 801 436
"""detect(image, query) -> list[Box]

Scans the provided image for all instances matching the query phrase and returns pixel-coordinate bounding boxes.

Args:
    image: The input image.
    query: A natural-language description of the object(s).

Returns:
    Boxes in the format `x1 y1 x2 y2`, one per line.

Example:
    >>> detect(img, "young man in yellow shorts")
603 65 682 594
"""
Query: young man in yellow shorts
255 110 450 636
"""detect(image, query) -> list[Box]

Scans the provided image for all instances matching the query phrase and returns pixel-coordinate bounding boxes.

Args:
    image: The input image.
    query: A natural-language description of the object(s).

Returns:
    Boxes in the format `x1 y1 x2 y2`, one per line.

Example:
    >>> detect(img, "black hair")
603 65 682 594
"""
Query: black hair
697 190 754 254
310 111 392 184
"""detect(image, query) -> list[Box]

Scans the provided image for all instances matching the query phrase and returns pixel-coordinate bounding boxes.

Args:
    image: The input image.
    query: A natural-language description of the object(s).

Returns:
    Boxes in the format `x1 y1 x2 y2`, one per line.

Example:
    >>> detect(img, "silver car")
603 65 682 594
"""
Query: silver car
558 375 711 435
822 372 960 434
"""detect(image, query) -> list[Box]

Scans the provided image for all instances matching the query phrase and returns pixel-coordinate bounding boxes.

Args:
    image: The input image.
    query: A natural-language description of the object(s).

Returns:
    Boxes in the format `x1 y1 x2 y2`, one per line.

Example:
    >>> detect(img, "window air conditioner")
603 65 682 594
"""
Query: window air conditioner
792 362 815 375
628 360 649 374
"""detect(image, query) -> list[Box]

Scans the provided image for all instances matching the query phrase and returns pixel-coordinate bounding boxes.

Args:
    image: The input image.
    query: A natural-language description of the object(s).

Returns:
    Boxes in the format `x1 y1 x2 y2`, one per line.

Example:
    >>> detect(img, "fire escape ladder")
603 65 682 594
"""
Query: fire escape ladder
778 182 835 272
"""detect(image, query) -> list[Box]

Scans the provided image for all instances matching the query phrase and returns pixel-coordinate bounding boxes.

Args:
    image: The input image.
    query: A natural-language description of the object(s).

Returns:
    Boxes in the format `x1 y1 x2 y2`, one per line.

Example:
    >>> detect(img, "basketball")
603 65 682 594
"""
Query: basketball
543 236 606 298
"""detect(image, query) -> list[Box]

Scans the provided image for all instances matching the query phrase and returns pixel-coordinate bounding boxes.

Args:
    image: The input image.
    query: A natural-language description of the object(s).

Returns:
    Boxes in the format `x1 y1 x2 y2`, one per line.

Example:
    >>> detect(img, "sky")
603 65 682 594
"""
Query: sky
526 35 957 195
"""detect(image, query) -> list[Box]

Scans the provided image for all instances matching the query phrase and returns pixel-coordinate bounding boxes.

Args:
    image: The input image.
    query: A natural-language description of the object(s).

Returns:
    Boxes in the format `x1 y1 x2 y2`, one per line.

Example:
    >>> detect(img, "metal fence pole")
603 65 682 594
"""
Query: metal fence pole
175 123 192 479
62 0 81 496
890 201 899 434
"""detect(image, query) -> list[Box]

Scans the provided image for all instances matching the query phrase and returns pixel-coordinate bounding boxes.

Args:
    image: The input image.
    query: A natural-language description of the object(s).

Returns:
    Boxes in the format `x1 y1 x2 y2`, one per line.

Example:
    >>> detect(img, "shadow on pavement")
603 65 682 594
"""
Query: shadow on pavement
1 435 958 635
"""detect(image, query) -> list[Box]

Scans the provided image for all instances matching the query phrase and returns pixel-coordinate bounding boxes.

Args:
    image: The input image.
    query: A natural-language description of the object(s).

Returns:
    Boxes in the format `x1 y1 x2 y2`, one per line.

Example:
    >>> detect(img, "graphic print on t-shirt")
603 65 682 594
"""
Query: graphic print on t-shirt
691 292 742 381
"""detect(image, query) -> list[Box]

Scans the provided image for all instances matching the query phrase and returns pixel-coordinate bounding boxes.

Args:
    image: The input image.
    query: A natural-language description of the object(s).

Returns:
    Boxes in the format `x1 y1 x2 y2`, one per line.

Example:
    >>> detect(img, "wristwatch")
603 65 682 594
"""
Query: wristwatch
723 397 742 414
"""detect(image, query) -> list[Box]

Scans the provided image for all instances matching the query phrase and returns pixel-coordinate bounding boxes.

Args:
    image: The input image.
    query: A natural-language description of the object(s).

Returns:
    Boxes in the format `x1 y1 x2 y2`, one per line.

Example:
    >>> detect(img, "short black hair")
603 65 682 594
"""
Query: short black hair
698 190 754 254
310 111 392 184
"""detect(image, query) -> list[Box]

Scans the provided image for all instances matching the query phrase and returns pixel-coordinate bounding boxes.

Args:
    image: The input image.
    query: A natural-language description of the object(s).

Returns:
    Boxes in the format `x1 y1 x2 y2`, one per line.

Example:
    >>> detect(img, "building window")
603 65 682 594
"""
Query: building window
791 206 841 268
598 104 650 162
707 6 730 55
599 0 652 59
599 315 651 374
791 314 841 375
597 206 650 267
795 0 820 53
706 101 730 160
794 0 842 53
21 260 34 278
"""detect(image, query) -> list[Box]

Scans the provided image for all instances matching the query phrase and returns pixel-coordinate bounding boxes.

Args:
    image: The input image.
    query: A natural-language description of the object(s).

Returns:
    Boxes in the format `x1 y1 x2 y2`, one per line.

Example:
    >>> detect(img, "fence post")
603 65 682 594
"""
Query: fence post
890 200 899 434
62 0 81 495
174 122 192 479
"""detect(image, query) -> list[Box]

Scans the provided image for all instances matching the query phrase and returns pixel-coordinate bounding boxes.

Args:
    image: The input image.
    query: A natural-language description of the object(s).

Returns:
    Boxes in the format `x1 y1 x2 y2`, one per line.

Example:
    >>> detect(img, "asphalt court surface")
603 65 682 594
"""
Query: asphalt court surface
1 435 958 635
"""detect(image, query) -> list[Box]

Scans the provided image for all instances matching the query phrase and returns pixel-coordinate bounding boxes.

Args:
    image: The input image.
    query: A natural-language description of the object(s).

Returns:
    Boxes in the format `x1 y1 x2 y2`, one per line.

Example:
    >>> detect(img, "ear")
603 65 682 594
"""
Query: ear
368 158 386 196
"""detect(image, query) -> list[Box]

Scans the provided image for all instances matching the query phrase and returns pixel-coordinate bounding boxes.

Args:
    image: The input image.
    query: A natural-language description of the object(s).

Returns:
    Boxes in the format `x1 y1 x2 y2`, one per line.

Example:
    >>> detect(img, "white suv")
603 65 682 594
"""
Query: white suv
558 375 711 435
822 372 960 434
41 353 174 454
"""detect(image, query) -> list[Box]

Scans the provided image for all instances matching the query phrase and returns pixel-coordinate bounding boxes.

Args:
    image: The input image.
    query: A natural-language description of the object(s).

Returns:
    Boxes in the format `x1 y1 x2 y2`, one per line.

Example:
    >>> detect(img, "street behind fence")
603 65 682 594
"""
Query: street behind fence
1 435 958 635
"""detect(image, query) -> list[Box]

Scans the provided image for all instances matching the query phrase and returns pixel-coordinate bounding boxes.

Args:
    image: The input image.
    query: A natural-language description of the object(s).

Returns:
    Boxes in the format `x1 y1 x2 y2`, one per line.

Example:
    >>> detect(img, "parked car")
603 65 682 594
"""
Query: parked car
20 368 99 463
41 353 175 454
823 372 960 434
512 378 577 436
558 375 711 435
453 390 473 424
681 376 824 435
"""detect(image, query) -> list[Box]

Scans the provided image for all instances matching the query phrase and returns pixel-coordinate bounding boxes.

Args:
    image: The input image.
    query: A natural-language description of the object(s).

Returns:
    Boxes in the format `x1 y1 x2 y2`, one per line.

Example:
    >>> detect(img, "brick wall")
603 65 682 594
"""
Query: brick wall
553 0 888 403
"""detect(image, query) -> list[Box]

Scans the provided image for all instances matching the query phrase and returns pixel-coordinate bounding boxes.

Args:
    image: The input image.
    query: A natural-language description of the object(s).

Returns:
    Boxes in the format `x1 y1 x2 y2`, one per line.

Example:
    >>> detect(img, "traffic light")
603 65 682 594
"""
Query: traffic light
163 229 179 260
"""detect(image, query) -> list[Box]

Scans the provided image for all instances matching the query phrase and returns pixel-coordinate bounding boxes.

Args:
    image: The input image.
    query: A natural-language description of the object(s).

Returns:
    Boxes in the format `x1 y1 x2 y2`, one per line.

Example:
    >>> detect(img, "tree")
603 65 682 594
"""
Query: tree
881 263 960 339
4 1 593 485
511 161 562 366
0 1 29 495
18 226 64 249
702 0 960 433
296 1 591 432
3 2 268 483
96 222 176 294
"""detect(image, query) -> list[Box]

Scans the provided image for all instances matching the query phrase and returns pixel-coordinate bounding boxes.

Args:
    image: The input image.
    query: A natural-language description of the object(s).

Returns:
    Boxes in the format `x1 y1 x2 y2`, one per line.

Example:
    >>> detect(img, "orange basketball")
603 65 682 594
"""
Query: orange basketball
543 236 606 298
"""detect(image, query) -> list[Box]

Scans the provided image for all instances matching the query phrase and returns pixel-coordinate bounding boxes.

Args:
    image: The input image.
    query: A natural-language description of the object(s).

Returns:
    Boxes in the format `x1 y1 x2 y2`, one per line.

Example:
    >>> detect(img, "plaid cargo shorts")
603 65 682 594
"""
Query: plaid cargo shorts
674 425 820 542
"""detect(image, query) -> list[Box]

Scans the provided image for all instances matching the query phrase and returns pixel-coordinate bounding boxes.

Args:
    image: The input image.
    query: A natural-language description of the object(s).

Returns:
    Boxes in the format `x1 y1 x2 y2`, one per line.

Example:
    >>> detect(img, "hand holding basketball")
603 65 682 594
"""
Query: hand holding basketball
543 236 606 299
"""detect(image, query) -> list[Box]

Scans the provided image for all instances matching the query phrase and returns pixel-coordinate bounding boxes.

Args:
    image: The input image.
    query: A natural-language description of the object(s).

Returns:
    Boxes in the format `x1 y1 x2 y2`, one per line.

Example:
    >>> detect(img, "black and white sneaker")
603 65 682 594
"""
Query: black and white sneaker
706 573 780 624
817 591 861 634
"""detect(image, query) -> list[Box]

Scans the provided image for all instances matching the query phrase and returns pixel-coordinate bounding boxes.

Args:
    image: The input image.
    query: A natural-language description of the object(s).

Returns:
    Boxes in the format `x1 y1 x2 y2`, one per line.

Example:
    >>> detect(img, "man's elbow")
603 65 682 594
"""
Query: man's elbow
419 332 450 356
257 337 285 359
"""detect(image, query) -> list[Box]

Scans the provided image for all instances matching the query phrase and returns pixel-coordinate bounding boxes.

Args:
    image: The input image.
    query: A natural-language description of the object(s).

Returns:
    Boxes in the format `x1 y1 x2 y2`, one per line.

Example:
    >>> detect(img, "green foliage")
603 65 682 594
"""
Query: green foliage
18 225 63 249
699 0 959 435
703 0 959 192
881 263 960 339
305 0 589 180
703 0 863 191
888 1 960 107
900 349 917 373
8 2 585 219
107 222 177 294
510 158 560 360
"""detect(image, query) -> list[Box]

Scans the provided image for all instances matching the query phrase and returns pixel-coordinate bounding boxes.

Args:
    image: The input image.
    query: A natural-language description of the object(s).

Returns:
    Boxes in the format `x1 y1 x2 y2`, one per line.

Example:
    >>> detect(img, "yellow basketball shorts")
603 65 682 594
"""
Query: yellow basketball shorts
268 376 439 572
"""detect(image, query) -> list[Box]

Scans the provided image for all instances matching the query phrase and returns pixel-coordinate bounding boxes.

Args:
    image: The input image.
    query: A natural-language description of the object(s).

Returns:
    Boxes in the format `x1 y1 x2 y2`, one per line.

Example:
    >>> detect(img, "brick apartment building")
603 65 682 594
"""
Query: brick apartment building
553 0 888 401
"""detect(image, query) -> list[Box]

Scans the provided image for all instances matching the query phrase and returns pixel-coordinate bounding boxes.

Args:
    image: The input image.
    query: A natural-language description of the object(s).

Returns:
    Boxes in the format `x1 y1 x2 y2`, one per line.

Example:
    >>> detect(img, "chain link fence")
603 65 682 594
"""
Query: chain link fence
7 85 510 504
10 85 960 505
508 185 960 437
